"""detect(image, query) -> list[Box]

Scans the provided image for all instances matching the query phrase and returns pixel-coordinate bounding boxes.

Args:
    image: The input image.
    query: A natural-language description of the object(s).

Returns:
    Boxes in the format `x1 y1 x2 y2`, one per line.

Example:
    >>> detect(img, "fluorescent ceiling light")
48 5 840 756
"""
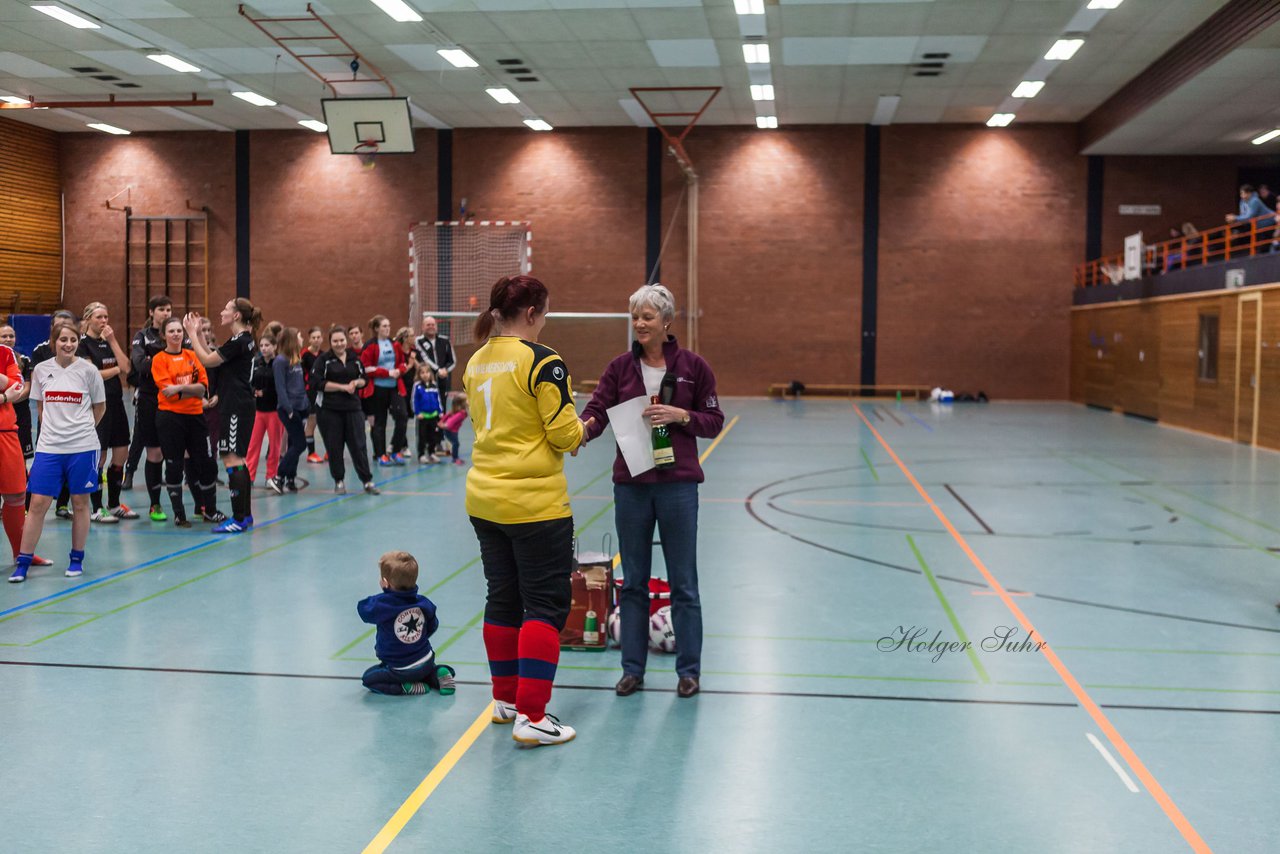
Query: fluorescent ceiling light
369 0 422 21
742 44 770 64
437 49 478 68
750 84 774 101
986 113 1015 127
733 0 764 14
298 119 328 132
870 95 900 126
755 116 777 129
232 90 277 107
1087 0 1123 8
486 87 520 105
87 122 129 135
147 53 200 73
1012 81 1044 98
1045 39 1084 61
30 4 100 28
1252 129 1280 145
1 96 30 105
523 119 553 131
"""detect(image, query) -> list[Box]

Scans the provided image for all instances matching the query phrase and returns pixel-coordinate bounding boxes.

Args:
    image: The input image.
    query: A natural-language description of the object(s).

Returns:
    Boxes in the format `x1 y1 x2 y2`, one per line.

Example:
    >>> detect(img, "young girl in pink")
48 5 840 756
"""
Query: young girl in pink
439 394 468 466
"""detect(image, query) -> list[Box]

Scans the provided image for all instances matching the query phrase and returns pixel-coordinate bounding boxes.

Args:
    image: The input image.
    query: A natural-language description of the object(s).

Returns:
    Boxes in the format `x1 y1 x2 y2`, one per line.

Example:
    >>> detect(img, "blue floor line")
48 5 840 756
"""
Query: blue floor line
907 412 934 432
0 467 425 620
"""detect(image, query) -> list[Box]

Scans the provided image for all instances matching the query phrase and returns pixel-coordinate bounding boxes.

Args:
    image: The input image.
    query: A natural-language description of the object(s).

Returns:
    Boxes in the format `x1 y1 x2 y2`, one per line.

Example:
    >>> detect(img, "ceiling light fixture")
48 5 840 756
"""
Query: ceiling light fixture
30 4 100 28
1012 81 1044 98
524 118 553 131
298 119 328 132
146 53 201 73
87 122 130 135
1 96 30 105
755 116 777 129
368 0 422 22
232 90 277 107
733 0 764 14
486 87 520 104
986 113 1015 127
742 44 770 64
1087 0 1123 8
1045 39 1084 61
1252 129 1280 145
750 84 774 101
437 48 478 68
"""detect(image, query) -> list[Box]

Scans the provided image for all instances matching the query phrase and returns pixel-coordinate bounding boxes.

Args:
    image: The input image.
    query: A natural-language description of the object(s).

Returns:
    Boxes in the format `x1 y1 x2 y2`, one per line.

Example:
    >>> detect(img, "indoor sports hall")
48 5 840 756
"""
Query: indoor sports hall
1 1 1278 852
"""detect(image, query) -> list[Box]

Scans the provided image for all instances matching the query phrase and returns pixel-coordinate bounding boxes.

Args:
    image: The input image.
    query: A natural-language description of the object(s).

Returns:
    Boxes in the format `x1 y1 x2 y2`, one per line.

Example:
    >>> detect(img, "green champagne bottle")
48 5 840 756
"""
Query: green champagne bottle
651 395 675 469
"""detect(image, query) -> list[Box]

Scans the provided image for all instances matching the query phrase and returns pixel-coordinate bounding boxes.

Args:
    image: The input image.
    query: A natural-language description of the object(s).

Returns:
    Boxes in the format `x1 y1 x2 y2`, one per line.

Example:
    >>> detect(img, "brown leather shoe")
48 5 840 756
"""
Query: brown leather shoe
615 674 644 696
677 676 700 698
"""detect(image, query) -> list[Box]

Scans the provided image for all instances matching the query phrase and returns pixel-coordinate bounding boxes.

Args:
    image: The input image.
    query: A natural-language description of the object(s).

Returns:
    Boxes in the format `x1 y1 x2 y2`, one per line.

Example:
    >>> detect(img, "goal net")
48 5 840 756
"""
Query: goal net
409 221 531 346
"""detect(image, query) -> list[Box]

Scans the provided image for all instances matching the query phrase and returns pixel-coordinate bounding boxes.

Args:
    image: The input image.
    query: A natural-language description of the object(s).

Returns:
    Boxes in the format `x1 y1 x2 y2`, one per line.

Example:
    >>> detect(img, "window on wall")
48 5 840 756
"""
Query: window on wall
1197 314 1219 381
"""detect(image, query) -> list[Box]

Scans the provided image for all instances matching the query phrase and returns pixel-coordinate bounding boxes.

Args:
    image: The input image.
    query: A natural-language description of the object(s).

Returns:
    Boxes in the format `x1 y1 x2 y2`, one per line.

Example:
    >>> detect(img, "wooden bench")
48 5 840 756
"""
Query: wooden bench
768 383 931 400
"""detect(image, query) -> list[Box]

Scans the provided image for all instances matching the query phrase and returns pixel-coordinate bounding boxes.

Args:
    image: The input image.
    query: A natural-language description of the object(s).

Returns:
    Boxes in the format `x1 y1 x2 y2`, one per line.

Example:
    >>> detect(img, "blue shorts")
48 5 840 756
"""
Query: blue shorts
29 450 100 498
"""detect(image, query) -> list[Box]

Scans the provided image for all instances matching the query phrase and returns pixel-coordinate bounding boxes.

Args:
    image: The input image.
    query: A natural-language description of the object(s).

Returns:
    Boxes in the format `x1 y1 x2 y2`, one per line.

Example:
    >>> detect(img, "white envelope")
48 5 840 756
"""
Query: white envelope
604 395 655 478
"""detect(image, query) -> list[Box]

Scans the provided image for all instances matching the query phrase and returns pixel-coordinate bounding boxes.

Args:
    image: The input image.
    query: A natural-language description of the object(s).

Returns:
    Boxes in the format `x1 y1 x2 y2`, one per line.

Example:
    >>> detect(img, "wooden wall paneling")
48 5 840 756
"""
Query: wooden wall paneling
1234 294 1261 443
1082 307 1118 409
1115 303 1160 418
0 117 62 311
1256 293 1280 449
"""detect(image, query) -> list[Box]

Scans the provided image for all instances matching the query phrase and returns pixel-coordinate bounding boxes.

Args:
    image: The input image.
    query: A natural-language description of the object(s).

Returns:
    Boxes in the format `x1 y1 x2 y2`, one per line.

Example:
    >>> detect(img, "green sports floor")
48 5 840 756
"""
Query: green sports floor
1 399 1275 853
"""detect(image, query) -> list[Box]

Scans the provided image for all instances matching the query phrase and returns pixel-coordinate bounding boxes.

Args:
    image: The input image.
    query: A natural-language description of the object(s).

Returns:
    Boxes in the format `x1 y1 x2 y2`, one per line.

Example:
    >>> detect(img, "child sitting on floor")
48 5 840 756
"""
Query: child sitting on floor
356 550 456 696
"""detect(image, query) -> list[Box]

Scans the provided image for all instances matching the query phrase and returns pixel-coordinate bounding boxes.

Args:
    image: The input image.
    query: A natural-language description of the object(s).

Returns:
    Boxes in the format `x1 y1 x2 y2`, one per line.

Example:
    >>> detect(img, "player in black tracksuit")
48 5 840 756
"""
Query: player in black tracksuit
310 327 377 494
184 299 261 533
130 296 183 521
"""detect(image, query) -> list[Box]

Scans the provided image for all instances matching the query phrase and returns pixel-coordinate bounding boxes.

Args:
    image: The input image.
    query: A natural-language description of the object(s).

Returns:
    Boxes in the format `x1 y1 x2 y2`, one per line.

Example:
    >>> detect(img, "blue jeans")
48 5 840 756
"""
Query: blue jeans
278 409 307 479
614 481 701 679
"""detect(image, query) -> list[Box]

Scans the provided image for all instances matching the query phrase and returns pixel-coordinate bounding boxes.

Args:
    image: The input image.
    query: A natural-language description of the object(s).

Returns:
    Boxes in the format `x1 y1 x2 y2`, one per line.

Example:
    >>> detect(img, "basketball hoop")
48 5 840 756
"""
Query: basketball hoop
354 139 380 169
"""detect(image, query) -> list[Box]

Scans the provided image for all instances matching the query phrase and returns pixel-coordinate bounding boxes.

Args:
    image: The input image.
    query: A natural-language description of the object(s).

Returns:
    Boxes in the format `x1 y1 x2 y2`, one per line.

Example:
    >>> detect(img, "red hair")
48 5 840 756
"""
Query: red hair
474 275 548 340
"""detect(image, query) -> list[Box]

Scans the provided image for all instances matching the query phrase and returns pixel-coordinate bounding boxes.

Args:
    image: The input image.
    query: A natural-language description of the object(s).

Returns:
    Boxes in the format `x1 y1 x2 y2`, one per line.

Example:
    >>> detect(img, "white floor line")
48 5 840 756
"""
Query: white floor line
1086 732 1141 793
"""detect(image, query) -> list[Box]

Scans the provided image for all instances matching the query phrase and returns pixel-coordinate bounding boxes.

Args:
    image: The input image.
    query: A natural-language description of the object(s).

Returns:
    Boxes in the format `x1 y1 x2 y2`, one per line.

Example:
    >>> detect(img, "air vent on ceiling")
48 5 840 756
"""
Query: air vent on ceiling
516 76 538 82
496 58 524 65
505 68 530 74
921 52 950 60
114 82 141 88
70 66 101 73
914 62 944 69
913 70 942 77
92 75 120 81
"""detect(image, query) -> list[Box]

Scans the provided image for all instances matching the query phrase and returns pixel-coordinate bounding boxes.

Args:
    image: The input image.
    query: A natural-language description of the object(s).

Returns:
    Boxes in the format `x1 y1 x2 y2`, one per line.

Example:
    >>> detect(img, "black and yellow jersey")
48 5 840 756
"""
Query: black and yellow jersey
463 336 584 524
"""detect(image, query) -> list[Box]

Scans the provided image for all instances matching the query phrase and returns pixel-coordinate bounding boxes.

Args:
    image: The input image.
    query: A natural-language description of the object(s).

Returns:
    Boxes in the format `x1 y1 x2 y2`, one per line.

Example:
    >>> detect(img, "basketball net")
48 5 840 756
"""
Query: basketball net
354 139 380 170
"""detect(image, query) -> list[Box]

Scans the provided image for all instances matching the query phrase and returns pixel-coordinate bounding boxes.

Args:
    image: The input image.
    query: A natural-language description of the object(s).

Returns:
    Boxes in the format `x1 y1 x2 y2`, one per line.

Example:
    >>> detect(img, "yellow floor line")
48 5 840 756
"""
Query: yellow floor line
361 704 493 854
360 413 741 851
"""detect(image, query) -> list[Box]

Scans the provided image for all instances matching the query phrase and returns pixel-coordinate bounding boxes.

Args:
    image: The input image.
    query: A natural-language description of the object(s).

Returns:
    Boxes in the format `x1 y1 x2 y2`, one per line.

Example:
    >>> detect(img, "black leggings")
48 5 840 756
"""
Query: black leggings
318 407 373 485
369 385 407 460
156 410 218 520
470 515 575 630
416 417 440 457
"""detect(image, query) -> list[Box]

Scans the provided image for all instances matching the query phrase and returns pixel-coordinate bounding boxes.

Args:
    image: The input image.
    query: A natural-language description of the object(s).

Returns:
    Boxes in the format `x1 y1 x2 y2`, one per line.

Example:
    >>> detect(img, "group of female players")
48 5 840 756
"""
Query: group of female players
5 296 455 584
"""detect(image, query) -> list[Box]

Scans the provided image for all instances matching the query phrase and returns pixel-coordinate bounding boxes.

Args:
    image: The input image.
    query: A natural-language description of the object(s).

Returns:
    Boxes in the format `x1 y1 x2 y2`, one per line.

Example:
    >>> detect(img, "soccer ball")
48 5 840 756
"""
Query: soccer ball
607 608 622 648
648 606 676 653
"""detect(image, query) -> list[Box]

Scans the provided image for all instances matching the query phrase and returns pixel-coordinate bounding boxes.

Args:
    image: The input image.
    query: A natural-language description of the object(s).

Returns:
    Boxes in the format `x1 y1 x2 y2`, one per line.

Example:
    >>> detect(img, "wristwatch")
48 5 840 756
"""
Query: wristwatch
680 411 690 426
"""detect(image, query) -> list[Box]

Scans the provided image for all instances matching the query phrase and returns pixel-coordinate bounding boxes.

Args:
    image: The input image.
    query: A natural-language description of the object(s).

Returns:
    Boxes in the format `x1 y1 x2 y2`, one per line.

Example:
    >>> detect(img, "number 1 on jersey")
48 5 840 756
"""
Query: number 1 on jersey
478 377 493 431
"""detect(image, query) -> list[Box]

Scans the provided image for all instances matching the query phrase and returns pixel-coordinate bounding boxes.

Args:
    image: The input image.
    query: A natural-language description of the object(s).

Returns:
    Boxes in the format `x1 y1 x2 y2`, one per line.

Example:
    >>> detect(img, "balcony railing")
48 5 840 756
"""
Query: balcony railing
1074 215 1279 288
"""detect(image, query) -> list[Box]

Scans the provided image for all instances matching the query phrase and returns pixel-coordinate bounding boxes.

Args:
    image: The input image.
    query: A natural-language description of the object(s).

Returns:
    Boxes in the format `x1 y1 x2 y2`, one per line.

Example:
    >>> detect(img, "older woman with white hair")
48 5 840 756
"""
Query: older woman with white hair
580 284 724 699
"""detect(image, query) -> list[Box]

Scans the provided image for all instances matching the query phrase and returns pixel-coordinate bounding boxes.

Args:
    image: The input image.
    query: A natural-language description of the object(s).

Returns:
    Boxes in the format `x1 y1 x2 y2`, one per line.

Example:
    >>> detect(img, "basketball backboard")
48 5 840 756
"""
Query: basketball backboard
322 97 415 154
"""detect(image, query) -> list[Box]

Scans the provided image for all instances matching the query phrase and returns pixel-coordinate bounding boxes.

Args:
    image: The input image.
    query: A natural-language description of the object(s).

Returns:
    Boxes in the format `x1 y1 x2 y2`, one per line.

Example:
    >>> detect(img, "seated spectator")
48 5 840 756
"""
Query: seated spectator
1164 222 1202 272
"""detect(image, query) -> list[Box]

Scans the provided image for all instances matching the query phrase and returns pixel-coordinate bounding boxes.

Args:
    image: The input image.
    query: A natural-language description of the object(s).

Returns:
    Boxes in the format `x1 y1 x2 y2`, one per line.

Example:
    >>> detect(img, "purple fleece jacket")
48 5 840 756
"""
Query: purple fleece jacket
580 336 724 484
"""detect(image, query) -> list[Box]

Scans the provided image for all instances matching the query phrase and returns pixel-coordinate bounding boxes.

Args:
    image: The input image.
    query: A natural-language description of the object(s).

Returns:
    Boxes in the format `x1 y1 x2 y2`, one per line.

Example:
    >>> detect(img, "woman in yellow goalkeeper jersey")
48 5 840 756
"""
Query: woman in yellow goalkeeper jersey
464 275 589 748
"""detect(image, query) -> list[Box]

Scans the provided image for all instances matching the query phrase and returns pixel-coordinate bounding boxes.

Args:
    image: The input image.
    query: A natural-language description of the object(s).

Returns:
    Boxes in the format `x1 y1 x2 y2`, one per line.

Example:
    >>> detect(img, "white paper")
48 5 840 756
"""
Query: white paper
605 395 654 478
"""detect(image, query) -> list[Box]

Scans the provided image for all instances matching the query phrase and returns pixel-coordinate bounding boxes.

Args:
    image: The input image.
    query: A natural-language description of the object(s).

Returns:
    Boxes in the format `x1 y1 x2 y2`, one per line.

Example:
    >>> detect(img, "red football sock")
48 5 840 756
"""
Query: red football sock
516 619 560 721
483 621 519 704
2 502 25 558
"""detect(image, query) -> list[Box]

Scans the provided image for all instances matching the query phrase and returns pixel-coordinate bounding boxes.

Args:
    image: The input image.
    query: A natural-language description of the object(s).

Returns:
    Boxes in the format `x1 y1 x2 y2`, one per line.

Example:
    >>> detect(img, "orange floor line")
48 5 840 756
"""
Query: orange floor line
853 404 1212 854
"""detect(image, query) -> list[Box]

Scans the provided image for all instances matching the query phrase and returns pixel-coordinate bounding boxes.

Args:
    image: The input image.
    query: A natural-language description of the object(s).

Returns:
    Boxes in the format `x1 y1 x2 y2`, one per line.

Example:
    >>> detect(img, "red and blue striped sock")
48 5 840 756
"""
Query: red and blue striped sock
516 619 560 721
483 620 519 704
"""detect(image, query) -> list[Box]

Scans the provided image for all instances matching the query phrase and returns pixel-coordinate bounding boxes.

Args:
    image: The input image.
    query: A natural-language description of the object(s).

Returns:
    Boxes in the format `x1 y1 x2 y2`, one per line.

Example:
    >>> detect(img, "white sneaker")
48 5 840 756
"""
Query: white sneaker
512 713 576 746
90 509 118 524
418 455 429 464
492 700 518 724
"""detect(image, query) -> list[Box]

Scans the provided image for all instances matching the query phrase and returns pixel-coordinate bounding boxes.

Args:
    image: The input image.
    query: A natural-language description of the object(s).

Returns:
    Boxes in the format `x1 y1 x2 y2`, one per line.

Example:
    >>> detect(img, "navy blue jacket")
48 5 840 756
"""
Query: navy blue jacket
356 586 440 669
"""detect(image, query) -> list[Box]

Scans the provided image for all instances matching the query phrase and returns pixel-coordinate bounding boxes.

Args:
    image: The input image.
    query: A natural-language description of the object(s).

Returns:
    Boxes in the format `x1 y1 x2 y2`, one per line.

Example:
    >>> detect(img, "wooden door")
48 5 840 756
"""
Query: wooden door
1236 294 1261 444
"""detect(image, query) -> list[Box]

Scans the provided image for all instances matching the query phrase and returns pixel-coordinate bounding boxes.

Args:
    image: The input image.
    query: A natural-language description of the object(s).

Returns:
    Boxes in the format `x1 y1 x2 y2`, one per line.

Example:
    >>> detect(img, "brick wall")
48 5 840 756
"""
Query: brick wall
248 129 436 335
878 125 1085 400
1099 156 1246 257
60 132 235 330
